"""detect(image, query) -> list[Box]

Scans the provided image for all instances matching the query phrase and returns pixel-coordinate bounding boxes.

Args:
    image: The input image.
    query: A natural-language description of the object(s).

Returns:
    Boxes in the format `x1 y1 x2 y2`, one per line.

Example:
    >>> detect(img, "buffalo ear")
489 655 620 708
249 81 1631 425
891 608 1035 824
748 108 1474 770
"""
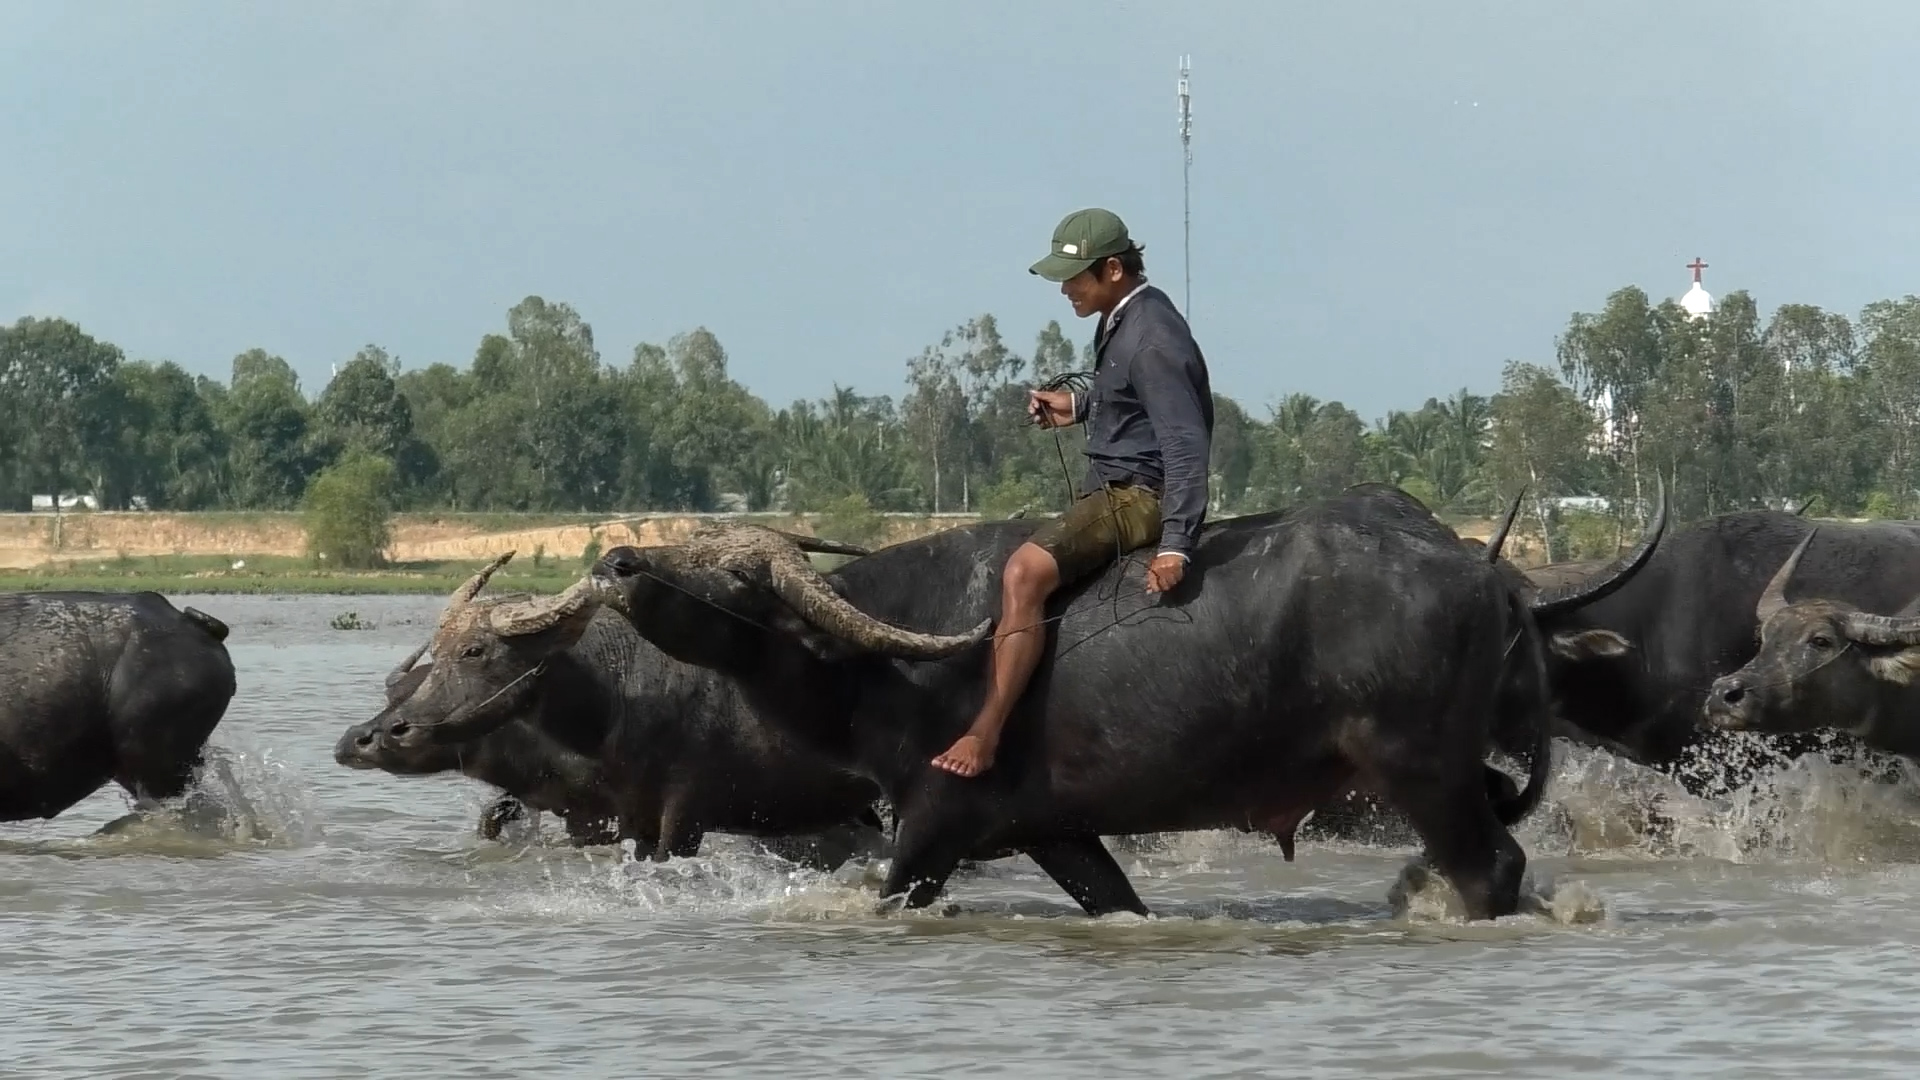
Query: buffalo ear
1550 629 1633 660
1867 647 1920 686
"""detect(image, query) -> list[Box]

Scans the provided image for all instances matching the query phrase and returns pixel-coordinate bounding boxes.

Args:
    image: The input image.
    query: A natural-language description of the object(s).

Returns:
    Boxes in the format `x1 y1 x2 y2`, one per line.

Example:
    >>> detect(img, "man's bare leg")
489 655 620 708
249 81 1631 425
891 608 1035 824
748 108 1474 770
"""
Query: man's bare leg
931 543 1060 777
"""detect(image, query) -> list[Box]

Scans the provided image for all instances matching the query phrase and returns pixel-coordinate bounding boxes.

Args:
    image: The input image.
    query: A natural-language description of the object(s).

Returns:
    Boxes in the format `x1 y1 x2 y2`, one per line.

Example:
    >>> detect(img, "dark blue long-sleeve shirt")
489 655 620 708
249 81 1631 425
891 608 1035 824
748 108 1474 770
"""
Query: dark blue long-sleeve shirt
1067 283 1214 557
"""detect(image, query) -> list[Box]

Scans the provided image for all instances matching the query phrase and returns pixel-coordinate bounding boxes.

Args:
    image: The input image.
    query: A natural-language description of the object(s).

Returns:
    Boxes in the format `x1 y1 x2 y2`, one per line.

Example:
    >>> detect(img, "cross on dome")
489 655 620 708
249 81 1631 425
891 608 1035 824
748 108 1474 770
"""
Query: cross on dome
1680 257 1714 321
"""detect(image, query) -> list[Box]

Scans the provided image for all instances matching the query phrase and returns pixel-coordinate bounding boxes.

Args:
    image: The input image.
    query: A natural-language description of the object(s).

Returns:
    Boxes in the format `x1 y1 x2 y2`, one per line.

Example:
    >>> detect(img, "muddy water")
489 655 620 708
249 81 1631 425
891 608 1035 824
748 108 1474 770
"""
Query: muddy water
5 594 1920 1078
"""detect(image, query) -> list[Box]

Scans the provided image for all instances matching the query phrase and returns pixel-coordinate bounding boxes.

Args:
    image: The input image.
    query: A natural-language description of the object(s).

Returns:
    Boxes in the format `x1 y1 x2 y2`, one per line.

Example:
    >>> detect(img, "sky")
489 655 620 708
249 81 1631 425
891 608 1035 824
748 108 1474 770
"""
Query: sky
5 2 1917 421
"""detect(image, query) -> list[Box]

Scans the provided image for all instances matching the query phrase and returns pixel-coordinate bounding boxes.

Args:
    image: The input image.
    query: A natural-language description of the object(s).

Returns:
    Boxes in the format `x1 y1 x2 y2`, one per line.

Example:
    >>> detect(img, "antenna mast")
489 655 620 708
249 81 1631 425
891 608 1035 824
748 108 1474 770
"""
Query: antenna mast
1177 55 1193 320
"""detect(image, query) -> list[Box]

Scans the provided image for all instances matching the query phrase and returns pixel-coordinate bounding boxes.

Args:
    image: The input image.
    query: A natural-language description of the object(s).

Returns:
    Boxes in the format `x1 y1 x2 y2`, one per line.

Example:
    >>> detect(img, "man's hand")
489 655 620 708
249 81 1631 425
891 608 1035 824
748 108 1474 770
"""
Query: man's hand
1028 389 1076 429
1145 553 1187 594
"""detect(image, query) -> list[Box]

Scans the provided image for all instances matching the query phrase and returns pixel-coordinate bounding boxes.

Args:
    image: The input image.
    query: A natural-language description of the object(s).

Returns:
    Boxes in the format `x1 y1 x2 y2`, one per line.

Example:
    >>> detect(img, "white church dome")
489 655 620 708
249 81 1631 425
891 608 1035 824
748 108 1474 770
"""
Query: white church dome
1680 257 1714 320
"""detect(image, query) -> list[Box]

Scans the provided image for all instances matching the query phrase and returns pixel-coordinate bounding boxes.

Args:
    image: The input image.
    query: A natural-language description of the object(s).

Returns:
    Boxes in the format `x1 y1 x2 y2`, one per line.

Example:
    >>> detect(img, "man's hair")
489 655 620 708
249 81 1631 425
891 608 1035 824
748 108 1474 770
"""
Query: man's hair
1090 242 1146 280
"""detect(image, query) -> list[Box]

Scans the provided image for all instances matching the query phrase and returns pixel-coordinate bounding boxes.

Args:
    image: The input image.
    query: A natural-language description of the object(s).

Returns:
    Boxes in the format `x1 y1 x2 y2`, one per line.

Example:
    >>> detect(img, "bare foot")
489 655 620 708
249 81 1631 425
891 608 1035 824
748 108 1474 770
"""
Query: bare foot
931 734 997 777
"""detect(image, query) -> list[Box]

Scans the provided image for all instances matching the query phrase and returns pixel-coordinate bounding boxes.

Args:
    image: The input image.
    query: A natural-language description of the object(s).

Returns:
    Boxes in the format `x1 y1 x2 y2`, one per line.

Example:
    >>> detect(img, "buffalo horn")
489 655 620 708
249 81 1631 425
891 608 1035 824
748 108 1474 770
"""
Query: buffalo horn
384 639 431 691
437 551 516 631
1840 609 1920 646
488 575 604 638
770 529 872 558
1755 531 1816 625
1485 487 1527 564
765 557 991 659
1530 474 1669 619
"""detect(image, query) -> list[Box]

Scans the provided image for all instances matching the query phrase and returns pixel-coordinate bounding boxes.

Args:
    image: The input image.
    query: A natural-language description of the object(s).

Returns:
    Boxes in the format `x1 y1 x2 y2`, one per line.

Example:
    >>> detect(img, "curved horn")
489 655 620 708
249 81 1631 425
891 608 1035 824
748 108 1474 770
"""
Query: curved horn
1485 487 1526 564
693 523 871 559
1530 473 1668 619
767 556 989 659
384 638 431 691
1840 609 1920 646
772 529 871 558
449 551 515 607
488 575 604 638
1756 531 1816 624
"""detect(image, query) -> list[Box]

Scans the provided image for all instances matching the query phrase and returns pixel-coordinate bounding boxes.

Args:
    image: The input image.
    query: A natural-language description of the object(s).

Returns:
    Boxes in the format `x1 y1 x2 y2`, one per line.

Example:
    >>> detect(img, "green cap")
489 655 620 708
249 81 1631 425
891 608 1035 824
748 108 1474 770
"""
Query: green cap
1029 207 1133 282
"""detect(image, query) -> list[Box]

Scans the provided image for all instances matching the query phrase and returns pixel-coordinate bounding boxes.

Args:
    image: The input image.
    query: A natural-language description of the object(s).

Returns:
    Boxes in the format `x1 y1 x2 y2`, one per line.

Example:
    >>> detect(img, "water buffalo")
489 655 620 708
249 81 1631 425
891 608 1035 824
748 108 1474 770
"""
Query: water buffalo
364 556 888 864
335 658 620 845
400 486 1589 921
1282 483 1663 843
1 591 236 822
1705 531 1920 759
1512 508 1920 789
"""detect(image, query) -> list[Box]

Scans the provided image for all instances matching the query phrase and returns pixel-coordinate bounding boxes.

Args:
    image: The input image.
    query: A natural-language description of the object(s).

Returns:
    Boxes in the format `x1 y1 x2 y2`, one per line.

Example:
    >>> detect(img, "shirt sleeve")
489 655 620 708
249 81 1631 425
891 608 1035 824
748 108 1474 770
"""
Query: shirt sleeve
1071 390 1090 425
1131 341 1212 556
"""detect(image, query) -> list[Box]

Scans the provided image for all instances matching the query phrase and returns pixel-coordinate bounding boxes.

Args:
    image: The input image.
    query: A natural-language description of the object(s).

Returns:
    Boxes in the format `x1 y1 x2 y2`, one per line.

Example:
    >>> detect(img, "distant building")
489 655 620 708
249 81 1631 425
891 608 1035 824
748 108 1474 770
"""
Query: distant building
1679 257 1714 321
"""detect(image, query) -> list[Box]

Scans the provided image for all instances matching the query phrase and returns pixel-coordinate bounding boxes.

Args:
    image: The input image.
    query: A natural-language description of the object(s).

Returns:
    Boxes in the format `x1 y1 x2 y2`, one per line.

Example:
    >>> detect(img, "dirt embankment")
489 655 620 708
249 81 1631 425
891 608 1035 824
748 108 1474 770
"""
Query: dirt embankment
0 509 1523 570
0 511 986 569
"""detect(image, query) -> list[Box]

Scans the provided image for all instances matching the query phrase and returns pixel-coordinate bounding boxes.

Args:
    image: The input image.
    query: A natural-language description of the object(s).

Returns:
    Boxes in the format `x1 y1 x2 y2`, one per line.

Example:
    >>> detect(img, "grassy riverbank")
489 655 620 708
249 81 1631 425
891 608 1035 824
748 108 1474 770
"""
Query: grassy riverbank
0 553 591 596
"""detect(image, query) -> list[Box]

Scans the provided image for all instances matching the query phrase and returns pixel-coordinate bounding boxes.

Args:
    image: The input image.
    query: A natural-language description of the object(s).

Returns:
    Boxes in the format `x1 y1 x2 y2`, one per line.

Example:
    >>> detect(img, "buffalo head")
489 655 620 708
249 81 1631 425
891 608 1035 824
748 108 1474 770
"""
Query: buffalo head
1706 530 1920 737
1477 477 1669 662
377 551 604 748
333 661 464 771
593 524 990 664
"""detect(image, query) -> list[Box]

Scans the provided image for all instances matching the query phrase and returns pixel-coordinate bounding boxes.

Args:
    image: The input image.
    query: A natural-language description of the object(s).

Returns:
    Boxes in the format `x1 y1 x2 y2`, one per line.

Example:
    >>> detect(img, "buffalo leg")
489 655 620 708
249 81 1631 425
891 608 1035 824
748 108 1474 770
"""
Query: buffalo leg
1024 837 1151 917
651 791 703 861
477 795 527 840
1382 762 1526 920
881 817 971 910
653 825 703 861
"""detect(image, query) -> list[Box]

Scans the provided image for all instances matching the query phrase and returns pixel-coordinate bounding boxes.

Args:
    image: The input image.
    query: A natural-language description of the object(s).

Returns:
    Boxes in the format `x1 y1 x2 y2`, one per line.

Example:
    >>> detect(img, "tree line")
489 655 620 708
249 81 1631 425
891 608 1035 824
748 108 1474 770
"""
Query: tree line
3 287 1918 562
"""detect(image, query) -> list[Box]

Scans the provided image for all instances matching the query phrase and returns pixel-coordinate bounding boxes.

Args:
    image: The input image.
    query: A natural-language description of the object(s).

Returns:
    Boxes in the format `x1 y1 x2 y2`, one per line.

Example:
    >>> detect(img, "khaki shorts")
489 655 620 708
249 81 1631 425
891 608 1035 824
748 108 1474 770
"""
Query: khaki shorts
1027 484 1164 586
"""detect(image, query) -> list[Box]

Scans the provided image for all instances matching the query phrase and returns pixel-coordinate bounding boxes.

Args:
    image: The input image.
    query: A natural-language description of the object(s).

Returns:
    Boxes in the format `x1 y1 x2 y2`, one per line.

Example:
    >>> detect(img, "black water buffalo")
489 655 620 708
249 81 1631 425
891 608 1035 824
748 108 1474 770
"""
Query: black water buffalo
1 591 236 821
417 487 1606 921
335 658 620 845
1283 484 1664 842
363 556 888 864
1705 530 1920 759
1516 508 1920 788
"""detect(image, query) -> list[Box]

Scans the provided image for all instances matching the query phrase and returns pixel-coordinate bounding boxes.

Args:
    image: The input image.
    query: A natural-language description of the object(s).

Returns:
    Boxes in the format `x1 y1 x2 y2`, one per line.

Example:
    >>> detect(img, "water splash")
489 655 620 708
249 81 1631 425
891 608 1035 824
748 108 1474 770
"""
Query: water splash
79 738 323 854
1386 856 1609 927
1525 739 1920 864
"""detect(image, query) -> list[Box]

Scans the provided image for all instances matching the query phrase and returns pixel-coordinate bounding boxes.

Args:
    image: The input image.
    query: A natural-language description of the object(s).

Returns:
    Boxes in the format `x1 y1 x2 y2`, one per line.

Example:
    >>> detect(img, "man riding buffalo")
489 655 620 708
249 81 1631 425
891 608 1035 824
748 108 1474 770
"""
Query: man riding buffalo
933 206 1214 779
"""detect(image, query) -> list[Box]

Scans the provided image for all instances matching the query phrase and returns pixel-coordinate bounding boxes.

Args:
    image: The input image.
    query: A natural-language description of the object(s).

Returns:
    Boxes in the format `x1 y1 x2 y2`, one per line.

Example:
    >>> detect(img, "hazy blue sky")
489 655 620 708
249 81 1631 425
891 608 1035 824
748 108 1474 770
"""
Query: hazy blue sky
6 2 1916 420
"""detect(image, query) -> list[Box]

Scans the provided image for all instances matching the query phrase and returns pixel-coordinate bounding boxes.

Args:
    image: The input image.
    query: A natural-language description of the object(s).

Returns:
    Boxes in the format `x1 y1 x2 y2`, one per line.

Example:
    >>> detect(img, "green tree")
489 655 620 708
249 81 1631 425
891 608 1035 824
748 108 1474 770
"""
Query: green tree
903 339 967 512
780 387 917 510
1031 320 1082 381
1208 393 1262 511
108 360 229 509
303 451 399 568
0 317 125 512
219 350 314 509
1488 361 1600 560
1857 297 1920 515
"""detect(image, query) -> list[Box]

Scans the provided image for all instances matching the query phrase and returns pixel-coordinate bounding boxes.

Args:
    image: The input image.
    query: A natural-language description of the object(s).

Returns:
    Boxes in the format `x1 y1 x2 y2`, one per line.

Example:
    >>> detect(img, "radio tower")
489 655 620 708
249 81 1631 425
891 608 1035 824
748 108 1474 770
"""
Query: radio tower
1177 55 1193 320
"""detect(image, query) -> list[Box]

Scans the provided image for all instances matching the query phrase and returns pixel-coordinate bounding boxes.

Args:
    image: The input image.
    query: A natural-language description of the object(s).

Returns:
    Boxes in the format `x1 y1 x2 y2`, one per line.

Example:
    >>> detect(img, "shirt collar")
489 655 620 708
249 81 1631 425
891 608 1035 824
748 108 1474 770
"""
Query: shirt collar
1097 280 1152 348
1109 280 1151 326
